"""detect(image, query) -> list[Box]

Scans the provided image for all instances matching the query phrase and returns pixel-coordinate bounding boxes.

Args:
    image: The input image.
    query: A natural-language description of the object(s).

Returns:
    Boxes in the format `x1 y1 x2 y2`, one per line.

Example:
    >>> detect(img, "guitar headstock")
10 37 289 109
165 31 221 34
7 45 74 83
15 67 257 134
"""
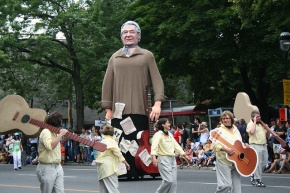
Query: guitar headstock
209 129 222 143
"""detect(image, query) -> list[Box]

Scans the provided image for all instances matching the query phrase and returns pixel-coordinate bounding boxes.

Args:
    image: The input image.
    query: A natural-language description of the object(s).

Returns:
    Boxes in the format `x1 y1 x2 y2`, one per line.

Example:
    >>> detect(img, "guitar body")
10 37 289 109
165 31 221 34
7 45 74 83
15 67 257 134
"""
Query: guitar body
135 130 159 175
210 129 258 177
233 92 258 123
0 95 47 137
226 140 258 177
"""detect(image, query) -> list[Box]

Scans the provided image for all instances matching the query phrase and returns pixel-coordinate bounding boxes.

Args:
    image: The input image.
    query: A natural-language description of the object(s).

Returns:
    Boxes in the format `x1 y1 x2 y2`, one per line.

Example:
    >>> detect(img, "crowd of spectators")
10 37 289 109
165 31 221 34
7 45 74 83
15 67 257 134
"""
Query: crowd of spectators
170 119 217 170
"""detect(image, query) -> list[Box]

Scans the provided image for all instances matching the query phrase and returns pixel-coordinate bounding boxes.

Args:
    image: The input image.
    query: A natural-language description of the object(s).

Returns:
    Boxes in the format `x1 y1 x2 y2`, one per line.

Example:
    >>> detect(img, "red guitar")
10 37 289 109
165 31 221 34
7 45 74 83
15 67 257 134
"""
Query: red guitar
210 129 258 177
0 95 106 152
134 86 159 176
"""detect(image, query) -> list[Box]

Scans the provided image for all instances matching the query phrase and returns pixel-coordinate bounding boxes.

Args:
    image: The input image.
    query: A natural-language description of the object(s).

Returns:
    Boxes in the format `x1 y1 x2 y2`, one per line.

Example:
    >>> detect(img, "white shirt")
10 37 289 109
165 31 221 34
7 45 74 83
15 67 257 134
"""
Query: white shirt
200 129 209 145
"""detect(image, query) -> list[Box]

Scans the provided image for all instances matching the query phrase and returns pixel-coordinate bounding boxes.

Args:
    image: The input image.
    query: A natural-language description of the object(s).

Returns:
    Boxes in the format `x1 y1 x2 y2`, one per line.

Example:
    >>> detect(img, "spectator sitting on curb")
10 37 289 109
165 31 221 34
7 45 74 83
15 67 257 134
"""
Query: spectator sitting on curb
265 147 290 174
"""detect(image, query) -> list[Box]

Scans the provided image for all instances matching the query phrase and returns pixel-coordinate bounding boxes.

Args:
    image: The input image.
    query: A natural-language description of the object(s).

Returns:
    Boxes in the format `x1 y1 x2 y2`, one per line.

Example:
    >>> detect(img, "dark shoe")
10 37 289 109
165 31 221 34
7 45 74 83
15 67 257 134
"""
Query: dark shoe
250 174 256 185
14 168 17 171
18 167 22 170
255 180 266 187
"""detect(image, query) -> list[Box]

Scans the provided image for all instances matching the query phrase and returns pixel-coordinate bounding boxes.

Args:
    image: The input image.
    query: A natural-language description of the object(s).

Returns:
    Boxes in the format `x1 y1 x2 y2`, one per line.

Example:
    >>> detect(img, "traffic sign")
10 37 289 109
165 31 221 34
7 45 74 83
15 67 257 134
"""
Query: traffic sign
283 79 290 105
279 108 287 122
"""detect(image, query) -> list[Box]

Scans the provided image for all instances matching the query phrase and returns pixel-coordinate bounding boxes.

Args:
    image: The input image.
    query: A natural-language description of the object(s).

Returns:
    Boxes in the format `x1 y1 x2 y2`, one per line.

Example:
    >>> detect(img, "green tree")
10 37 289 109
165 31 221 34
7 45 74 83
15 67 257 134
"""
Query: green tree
229 0 290 118
126 0 289 120
0 0 131 130
127 0 243 105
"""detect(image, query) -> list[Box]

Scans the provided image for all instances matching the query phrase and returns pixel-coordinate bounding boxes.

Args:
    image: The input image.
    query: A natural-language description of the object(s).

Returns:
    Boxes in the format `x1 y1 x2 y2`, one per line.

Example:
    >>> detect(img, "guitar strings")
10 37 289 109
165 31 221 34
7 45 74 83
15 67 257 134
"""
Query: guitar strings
215 133 250 165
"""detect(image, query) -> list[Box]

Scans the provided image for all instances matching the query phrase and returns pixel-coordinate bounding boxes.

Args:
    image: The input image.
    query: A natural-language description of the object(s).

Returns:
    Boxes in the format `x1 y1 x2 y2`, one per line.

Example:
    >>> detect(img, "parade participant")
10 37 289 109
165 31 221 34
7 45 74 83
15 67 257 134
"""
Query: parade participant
100 20 166 178
247 110 270 187
151 118 186 193
96 125 130 193
6 132 23 171
36 112 68 193
212 111 245 193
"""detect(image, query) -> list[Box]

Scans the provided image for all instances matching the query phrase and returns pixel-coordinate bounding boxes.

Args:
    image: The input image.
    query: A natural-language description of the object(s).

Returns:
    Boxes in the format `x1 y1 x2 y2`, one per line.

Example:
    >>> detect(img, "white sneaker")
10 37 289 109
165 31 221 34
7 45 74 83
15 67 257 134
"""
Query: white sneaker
212 167 216 171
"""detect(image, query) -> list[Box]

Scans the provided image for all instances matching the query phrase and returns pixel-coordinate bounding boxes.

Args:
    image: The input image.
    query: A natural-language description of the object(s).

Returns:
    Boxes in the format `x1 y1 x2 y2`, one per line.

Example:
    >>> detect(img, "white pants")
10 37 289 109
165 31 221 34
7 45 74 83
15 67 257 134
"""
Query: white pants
36 163 64 193
12 151 21 169
155 156 177 193
215 160 241 193
250 144 268 180
99 174 120 193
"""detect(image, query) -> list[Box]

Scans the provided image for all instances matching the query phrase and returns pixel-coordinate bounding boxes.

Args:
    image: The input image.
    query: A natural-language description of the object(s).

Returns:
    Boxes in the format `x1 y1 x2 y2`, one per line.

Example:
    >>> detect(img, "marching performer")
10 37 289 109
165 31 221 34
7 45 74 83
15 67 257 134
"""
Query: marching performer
247 110 270 187
212 111 245 193
151 118 186 193
96 125 130 193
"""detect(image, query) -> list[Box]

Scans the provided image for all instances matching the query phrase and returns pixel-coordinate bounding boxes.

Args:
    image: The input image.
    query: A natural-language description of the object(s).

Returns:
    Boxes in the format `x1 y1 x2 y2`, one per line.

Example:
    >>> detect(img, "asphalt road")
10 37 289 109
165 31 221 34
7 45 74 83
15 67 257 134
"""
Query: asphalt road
0 163 289 193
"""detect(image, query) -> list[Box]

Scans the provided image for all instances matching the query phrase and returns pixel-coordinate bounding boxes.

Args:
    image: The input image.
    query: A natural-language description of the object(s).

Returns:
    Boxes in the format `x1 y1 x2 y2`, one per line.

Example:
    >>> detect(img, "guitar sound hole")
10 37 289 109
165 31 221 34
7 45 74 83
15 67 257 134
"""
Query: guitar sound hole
239 153 245 160
21 115 31 123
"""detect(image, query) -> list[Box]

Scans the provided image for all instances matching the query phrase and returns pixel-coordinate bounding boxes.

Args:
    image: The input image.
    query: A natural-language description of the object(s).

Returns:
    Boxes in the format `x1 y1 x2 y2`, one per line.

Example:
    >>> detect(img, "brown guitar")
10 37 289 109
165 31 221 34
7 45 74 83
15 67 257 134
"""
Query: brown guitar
233 92 287 148
0 95 107 152
210 129 258 177
134 86 159 176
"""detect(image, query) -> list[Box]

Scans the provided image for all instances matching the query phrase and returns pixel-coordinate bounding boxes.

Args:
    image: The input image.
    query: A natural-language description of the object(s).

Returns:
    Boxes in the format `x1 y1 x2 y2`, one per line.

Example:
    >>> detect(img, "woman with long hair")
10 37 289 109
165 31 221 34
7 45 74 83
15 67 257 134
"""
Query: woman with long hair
151 118 186 193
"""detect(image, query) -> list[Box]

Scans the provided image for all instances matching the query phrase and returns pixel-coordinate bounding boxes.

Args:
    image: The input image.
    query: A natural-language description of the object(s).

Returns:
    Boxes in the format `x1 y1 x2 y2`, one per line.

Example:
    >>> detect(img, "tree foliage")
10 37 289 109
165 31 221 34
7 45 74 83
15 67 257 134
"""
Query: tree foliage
0 0 130 130
1 0 289 125
126 0 288 120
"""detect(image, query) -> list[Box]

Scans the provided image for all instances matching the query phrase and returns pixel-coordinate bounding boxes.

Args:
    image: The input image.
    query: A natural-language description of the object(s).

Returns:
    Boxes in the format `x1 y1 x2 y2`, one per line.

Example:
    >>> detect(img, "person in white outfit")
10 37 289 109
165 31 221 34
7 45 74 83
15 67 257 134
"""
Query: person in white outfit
199 122 209 145
7 132 23 170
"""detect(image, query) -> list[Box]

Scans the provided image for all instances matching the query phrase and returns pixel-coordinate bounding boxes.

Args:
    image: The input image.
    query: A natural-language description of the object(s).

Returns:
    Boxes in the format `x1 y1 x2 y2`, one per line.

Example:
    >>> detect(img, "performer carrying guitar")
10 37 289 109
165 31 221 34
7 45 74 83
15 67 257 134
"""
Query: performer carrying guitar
36 112 68 193
212 110 251 193
247 110 270 187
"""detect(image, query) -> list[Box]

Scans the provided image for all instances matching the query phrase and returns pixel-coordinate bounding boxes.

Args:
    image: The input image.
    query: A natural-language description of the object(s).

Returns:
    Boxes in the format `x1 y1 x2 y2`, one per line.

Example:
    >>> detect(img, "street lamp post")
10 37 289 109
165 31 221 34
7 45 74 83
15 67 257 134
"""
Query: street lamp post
279 32 290 79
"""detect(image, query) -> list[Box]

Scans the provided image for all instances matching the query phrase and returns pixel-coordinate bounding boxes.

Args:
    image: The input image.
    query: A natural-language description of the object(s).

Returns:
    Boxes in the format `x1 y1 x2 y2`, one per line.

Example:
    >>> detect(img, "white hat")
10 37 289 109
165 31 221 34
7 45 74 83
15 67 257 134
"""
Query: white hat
201 122 207 127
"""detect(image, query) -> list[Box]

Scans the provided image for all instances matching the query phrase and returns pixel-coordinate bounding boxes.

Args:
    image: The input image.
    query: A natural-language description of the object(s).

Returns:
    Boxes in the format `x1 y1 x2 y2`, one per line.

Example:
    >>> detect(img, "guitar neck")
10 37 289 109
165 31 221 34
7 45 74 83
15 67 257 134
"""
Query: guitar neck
214 134 234 150
146 86 155 137
149 119 155 137
260 121 286 147
29 118 95 149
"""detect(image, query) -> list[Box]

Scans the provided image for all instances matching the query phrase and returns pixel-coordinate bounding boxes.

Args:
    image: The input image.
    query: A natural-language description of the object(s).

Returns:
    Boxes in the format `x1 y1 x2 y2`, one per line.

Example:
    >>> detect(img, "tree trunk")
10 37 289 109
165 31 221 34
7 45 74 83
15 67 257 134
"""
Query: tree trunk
72 72 84 132
240 63 269 121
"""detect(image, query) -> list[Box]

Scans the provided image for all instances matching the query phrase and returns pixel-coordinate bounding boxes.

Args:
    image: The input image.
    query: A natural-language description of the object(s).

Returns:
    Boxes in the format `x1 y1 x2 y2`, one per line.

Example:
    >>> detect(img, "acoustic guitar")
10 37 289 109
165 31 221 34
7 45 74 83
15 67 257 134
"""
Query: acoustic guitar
134 86 159 176
210 129 258 177
0 95 106 152
233 92 287 148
